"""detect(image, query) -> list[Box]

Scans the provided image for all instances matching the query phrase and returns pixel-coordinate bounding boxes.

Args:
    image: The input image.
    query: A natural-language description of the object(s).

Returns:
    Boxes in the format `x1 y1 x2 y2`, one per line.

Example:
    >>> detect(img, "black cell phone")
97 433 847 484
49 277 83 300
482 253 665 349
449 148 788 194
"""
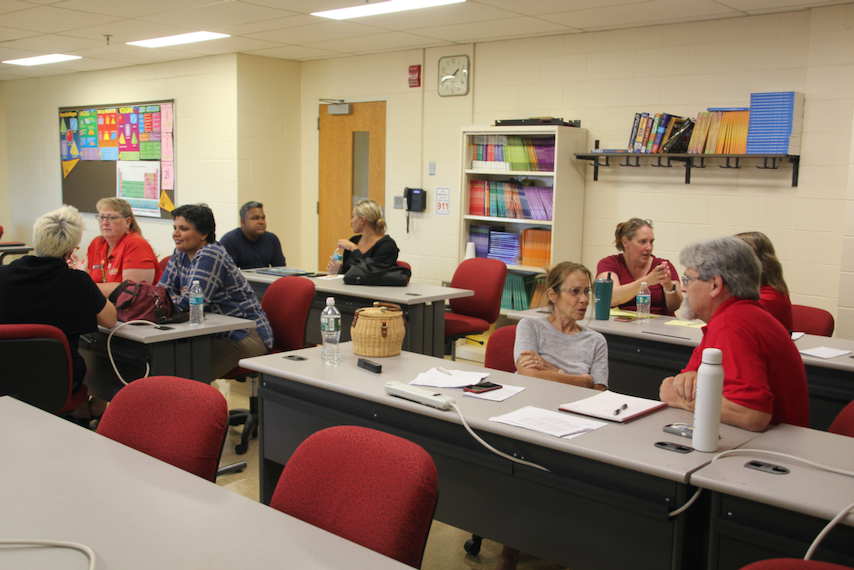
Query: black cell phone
283 355 307 361
463 381 502 394
663 423 693 438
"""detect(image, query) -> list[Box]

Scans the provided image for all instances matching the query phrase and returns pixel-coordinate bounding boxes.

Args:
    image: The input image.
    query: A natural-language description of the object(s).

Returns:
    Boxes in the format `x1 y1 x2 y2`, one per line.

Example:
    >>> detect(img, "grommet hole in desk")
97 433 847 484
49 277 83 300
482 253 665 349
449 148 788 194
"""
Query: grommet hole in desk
745 460 790 475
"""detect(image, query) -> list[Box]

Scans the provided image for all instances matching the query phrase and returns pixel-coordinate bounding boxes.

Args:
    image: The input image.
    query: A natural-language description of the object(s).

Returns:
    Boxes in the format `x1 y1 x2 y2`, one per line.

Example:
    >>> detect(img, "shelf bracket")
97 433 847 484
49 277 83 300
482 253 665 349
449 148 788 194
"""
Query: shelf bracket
757 157 779 170
619 156 641 168
585 156 608 181
790 155 799 187
650 157 673 168
719 157 741 170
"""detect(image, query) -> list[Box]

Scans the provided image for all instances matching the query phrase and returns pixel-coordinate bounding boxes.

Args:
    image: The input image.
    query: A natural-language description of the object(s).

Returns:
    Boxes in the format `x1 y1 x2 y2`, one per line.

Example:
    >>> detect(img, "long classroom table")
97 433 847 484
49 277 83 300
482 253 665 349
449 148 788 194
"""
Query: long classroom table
691 423 854 569
243 270 473 358
508 309 854 431
240 343 761 570
0 396 410 570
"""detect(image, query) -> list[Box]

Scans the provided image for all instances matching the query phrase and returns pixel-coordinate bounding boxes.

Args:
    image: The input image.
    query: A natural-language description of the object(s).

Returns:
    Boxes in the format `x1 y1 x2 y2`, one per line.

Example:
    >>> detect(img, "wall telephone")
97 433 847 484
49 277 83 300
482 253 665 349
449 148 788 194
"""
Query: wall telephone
403 187 425 233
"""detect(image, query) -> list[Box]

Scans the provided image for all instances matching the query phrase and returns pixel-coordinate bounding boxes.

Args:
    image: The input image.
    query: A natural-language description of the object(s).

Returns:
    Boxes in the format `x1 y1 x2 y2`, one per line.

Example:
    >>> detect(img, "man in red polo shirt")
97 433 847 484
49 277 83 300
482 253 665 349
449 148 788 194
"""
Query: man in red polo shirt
659 236 809 431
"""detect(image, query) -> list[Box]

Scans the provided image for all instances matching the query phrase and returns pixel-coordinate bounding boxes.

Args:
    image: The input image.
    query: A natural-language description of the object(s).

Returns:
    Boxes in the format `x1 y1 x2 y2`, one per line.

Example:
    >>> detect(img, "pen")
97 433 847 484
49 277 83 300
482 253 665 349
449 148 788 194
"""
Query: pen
613 403 628 416
437 366 452 375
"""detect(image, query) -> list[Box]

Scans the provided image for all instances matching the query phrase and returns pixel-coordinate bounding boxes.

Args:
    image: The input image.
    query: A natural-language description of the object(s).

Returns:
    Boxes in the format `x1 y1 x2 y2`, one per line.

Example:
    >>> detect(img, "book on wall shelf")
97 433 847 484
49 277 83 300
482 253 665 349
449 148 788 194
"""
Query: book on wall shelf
745 91 803 155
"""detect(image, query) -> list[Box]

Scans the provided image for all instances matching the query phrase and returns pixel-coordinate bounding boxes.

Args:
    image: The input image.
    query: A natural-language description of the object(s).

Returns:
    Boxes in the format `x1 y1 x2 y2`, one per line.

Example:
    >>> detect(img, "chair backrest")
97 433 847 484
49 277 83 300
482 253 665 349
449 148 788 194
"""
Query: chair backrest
261 276 316 352
397 260 412 282
96 376 228 482
740 559 854 570
270 426 438 568
0 225 3 240
159 255 171 272
484 325 517 373
828 400 854 437
448 258 507 324
791 305 834 337
0 323 85 414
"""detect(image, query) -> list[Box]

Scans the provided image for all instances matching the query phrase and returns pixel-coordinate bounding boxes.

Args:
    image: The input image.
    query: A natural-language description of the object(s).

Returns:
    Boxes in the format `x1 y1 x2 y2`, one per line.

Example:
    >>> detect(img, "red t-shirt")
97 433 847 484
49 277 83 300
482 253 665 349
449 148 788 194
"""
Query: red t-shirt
759 285 793 331
682 297 809 427
87 232 162 284
596 254 679 315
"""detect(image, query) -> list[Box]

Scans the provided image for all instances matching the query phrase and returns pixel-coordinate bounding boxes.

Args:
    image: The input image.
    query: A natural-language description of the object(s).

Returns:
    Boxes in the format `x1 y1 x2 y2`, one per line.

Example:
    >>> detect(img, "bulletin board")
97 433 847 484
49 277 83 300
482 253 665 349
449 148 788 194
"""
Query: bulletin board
59 100 176 219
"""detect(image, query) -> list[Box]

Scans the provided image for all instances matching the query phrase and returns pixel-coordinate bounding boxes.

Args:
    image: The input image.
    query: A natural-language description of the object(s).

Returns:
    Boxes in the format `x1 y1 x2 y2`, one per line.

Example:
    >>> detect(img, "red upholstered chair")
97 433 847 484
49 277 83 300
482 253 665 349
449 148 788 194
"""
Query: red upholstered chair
225 276 316 454
792 305 835 337
0 225 3 240
445 258 507 360
96 376 228 482
397 260 412 282
0 324 88 416
484 325 517 373
740 560 854 570
828 400 854 437
270 426 438 568
158 255 171 272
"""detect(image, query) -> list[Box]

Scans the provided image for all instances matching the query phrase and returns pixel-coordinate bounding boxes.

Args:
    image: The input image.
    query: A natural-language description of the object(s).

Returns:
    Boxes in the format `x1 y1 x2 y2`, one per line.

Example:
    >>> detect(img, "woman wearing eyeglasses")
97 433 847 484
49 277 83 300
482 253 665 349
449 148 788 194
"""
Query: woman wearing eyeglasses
596 217 682 316
514 262 608 390
71 197 162 295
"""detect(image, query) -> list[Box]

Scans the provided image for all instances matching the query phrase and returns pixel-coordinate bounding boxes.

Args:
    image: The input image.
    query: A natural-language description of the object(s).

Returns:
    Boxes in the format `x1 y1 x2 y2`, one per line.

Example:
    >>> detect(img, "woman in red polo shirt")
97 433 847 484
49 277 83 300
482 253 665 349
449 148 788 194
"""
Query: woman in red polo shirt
735 231 793 330
72 198 162 296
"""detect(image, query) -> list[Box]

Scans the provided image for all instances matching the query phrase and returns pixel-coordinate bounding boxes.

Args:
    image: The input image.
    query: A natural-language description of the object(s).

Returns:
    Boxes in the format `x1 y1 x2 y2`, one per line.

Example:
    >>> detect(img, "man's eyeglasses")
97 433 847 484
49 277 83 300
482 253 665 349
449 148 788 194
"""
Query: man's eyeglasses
95 214 123 223
681 275 701 287
559 287 591 297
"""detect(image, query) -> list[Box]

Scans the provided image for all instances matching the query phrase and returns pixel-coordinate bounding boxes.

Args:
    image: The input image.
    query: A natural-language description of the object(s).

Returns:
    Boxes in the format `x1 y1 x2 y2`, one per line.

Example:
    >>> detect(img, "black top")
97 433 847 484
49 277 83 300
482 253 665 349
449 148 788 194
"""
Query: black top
219 228 287 270
342 234 399 273
0 256 107 389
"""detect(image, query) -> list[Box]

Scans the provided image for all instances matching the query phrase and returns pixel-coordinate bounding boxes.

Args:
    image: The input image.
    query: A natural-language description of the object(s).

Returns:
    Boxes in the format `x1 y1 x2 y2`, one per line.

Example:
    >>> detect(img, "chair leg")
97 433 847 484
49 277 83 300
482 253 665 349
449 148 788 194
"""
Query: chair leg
234 377 258 455
450 339 457 361
464 534 482 555
217 461 247 477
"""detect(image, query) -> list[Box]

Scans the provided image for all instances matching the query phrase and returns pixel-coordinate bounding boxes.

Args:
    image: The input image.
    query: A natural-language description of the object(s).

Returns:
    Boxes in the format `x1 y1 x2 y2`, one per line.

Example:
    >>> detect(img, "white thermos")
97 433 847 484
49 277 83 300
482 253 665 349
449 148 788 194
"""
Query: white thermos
692 348 724 452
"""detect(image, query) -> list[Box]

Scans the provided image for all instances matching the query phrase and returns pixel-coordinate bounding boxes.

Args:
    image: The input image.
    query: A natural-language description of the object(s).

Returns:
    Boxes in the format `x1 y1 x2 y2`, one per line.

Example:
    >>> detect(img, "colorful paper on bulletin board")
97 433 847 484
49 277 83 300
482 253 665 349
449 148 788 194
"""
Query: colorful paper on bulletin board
161 103 173 133
117 161 160 217
140 141 161 160
117 107 139 154
97 108 118 147
161 161 174 190
59 110 80 161
100 147 118 161
78 109 98 150
159 189 175 211
140 105 161 134
61 159 79 178
161 133 173 161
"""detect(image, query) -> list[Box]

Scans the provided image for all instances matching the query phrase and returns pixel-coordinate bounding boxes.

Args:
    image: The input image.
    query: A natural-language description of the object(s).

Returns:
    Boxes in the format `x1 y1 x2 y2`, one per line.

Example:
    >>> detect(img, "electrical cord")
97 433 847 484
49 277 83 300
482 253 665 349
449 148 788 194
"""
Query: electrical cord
0 539 96 569
449 402 549 472
107 320 154 385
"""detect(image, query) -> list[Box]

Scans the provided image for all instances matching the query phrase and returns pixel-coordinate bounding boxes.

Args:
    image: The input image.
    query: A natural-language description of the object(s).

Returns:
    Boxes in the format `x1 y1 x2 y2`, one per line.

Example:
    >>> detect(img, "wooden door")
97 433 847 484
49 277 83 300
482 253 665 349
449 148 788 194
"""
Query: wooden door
318 101 386 270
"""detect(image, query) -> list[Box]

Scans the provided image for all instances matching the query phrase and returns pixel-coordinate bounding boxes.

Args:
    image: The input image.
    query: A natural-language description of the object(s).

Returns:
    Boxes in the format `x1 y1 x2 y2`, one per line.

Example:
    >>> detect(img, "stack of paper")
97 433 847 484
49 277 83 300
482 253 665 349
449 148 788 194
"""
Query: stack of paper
490 406 606 439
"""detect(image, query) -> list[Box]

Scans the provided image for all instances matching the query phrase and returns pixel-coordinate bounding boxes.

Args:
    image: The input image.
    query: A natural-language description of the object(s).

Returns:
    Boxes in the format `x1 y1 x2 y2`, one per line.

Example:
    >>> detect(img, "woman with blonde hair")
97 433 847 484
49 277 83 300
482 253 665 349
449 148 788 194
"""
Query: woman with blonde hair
328 199 399 274
735 231 793 330
72 197 161 295
596 217 682 316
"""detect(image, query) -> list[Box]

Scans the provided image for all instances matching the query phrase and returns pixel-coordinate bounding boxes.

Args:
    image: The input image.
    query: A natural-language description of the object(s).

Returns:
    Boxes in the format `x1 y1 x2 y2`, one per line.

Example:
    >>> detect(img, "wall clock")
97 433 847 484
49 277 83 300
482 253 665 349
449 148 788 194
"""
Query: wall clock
438 55 469 97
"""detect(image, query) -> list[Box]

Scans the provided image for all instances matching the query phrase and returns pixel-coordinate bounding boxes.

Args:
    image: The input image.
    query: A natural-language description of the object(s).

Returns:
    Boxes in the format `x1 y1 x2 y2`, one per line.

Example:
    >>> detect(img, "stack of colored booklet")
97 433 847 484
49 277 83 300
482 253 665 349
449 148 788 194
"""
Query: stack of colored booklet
745 91 803 155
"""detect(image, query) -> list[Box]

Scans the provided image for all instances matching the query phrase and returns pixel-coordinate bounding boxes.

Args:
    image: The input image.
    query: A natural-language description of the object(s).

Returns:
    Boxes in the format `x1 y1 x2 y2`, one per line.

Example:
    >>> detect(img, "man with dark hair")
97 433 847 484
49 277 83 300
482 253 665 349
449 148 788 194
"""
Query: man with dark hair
219 201 286 269
659 236 809 431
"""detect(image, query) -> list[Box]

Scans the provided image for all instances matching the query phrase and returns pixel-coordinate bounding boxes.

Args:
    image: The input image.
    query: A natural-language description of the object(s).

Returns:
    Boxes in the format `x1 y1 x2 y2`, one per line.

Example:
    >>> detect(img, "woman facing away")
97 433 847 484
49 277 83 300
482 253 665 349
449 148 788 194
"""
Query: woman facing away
596 217 682 316
735 231 793 330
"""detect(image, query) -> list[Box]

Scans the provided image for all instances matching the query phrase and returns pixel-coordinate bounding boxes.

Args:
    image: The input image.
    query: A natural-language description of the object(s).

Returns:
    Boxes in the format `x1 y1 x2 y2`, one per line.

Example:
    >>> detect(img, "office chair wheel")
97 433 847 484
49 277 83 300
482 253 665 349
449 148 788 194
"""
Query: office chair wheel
235 443 248 455
464 536 482 555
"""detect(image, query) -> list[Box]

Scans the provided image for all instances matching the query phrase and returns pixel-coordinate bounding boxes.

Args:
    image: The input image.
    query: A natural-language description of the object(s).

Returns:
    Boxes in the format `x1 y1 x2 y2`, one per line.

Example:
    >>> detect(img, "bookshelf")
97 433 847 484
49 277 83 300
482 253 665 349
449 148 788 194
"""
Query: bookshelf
575 152 800 186
459 124 588 311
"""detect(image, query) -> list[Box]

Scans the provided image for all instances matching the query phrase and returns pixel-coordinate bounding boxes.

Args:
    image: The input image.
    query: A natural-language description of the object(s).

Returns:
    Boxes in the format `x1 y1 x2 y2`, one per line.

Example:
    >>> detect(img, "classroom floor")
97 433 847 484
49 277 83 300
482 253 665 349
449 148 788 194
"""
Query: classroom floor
212 362 566 570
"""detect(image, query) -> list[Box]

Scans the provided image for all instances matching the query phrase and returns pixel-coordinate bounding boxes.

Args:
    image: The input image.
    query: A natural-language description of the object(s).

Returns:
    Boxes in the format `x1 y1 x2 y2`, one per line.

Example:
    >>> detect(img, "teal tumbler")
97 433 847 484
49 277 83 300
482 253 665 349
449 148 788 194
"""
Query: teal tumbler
594 274 613 320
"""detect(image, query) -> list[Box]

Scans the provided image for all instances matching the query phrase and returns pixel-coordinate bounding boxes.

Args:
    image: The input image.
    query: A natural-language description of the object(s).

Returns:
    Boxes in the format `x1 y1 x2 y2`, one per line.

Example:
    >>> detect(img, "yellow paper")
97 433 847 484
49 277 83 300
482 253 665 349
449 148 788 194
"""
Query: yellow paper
158 190 176 212
665 319 704 328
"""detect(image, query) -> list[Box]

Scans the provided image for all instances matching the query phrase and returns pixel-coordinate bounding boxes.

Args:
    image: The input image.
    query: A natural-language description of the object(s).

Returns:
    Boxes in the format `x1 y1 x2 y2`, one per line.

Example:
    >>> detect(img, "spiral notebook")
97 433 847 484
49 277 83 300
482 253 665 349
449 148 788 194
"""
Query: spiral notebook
559 390 667 424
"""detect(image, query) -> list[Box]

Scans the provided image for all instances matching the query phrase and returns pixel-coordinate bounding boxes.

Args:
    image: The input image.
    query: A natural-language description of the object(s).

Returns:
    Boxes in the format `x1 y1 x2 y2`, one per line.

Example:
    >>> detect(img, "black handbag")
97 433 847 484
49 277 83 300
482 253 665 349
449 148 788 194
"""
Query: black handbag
343 258 410 287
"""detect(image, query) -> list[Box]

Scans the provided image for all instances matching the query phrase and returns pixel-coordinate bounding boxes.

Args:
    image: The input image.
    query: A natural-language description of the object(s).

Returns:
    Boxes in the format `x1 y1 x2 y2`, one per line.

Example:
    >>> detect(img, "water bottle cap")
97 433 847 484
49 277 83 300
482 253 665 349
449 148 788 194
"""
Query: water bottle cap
192 280 199 285
326 297 335 305
701 347 722 365
640 281 647 286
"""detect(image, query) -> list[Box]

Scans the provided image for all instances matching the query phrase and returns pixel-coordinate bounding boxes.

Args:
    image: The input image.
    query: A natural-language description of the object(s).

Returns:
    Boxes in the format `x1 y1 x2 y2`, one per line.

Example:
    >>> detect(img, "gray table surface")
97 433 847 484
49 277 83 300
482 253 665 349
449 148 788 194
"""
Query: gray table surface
240 343 761 484
99 313 256 344
690 423 854 525
0 396 410 570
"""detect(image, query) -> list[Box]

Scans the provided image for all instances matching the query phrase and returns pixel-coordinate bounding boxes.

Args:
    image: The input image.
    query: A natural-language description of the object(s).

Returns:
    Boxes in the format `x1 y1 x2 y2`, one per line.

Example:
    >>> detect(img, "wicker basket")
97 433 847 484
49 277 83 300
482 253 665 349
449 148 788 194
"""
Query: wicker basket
351 302 406 357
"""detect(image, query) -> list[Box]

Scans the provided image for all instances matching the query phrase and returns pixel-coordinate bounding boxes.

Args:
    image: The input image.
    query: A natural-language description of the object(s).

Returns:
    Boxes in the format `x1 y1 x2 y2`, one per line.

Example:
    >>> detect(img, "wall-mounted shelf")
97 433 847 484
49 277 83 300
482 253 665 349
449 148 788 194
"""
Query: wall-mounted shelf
575 152 800 187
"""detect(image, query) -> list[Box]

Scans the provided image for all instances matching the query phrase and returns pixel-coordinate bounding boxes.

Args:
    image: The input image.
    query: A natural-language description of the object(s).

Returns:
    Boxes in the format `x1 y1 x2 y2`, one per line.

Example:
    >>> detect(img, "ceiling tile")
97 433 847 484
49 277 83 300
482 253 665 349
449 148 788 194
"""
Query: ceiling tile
59 19 198 43
245 20 386 45
306 31 459 54
243 45 349 60
90 47 203 65
209 15 319 37
545 0 739 30
1 32 103 52
49 0 217 19
344 2 521 31
164 36 287 56
1 5 120 33
415 16 575 42
137 2 298 29
472 0 652 17
0 25 37 41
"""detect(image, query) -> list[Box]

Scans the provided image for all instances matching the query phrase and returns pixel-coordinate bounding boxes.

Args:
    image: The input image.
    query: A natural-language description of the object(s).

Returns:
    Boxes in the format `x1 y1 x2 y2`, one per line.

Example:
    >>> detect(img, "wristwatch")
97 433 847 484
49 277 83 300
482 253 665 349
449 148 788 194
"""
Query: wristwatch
664 284 677 295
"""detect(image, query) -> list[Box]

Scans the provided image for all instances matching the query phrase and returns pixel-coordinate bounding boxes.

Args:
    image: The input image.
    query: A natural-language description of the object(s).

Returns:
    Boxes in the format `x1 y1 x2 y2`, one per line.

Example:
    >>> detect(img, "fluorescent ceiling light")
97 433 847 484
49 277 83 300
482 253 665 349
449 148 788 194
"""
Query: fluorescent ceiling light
3 54 81 66
127 31 230 48
312 0 465 20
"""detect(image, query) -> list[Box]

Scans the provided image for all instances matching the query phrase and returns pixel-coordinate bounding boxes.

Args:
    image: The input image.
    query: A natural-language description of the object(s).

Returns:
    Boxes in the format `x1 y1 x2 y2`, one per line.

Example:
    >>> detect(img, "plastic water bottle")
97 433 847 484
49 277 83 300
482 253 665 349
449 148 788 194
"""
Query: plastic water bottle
328 247 344 276
320 297 341 364
693 348 724 452
636 281 651 323
189 280 204 326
